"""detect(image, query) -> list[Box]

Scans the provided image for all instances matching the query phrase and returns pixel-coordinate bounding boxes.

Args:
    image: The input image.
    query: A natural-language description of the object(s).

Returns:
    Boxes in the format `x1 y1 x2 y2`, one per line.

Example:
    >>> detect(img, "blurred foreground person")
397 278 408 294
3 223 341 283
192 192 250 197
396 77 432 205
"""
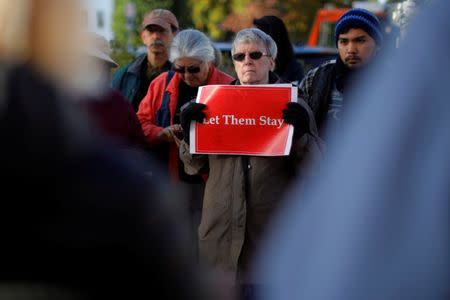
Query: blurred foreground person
0 0 208 299
180 28 322 281
82 33 148 150
253 15 304 85
392 0 421 47
255 1 449 299
299 8 383 136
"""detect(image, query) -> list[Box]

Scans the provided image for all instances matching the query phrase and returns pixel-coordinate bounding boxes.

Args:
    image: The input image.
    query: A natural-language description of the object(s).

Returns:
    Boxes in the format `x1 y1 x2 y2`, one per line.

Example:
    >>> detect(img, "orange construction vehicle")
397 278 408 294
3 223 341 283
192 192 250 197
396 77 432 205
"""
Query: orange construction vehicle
307 8 349 47
307 3 389 48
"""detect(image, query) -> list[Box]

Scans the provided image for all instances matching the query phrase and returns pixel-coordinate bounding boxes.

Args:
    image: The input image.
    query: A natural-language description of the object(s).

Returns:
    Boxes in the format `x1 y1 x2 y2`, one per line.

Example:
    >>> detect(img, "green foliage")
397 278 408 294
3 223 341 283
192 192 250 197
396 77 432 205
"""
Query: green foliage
274 0 352 44
112 0 173 50
172 0 194 30
187 0 355 43
188 0 251 40
112 0 369 55
112 0 196 67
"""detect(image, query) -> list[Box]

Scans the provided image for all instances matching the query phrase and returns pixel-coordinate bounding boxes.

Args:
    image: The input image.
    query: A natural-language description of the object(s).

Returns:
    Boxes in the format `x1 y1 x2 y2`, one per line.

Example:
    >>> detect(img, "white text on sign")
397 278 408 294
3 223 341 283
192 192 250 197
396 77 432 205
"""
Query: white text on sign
203 115 284 129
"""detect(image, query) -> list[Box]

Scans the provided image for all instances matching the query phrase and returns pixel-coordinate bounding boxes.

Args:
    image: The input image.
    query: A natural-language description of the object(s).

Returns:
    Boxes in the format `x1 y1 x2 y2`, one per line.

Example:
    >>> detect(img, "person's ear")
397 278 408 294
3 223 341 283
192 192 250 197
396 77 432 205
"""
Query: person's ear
269 57 275 71
140 30 147 44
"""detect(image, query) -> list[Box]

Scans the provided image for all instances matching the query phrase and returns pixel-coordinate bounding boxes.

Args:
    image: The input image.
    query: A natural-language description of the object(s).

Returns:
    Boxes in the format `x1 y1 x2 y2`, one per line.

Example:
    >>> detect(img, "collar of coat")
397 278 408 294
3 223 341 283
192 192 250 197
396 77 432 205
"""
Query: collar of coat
231 71 282 85
127 54 171 76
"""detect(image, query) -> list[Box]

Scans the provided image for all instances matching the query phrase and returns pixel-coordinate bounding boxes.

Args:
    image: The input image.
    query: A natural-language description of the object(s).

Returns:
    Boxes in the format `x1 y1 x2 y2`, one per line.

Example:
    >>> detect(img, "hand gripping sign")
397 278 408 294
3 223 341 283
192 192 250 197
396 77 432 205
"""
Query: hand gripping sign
190 84 297 156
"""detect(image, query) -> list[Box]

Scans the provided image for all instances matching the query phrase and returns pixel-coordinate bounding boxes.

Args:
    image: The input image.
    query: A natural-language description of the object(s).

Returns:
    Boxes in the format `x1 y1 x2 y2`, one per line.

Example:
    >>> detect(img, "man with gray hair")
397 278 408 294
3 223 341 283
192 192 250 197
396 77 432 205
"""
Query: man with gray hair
112 9 179 111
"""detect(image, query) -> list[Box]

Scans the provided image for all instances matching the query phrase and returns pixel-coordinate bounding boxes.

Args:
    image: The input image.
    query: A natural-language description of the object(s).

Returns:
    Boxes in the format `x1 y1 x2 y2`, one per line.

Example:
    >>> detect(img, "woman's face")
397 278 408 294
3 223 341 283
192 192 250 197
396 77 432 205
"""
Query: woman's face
232 41 274 85
173 57 210 87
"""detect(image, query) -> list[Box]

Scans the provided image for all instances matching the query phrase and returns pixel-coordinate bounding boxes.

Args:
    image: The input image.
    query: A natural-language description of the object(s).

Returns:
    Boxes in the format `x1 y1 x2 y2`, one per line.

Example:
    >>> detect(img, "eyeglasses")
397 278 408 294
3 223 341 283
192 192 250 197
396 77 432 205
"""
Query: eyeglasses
232 51 269 62
174 65 202 74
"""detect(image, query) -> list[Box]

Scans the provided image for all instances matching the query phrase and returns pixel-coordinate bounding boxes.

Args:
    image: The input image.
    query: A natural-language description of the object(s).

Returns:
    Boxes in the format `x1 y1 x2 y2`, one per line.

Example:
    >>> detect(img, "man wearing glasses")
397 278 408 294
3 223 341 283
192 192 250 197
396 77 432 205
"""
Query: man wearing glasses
113 9 179 112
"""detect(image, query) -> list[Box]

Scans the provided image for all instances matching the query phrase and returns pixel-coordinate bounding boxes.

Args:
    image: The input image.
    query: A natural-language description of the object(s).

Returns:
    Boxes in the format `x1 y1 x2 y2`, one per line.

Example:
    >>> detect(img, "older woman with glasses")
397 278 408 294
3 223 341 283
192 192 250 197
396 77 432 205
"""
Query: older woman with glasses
179 28 322 280
137 29 232 264
137 29 233 180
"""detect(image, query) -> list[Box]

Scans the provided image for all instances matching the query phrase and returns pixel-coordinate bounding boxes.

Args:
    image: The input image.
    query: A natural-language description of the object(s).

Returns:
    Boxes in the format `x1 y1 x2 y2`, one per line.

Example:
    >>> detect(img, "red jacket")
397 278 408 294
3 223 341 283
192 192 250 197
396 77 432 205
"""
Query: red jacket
137 66 234 180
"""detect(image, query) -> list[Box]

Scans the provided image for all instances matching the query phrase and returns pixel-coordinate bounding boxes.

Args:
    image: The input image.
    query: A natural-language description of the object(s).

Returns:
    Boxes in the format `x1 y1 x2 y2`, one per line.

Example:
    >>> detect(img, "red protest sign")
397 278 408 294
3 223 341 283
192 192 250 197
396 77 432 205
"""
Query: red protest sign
190 84 297 156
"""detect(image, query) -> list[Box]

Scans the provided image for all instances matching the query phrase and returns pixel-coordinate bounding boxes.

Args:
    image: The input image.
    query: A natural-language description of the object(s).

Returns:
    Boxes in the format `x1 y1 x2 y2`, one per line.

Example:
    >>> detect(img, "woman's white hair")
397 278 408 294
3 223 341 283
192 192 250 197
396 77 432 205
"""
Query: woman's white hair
231 28 278 60
170 29 215 63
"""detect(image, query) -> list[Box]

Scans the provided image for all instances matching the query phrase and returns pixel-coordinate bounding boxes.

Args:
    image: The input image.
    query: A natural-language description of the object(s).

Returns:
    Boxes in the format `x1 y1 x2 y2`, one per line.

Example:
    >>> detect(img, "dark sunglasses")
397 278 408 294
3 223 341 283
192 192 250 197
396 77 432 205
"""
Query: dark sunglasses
232 51 268 62
174 65 201 74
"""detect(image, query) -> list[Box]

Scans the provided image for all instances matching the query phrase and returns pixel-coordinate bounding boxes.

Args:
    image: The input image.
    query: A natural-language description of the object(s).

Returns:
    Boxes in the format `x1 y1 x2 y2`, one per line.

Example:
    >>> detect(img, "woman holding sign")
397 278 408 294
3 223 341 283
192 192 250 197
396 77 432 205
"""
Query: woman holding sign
179 28 323 281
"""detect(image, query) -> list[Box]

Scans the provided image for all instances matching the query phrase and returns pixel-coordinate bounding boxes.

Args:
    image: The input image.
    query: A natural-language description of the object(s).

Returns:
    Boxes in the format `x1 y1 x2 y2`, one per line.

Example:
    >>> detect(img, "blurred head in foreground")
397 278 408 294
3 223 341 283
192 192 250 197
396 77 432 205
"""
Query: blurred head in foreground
255 1 449 299
0 1 211 299
86 32 118 72
0 0 105 96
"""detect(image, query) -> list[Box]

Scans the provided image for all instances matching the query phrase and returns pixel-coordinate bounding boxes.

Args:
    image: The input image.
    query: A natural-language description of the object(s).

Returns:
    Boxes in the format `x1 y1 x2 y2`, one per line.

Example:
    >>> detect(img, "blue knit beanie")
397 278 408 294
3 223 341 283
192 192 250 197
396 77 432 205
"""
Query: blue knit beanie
335 8 383 46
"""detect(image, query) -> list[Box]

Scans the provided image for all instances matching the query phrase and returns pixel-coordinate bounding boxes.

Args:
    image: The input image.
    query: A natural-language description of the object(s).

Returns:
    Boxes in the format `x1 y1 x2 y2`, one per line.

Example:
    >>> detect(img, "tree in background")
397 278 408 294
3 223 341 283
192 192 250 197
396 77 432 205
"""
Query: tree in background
172 0 194 30
112 0 195 66
221 0 279 36
188 0 246 40
112 0 173 50
226 0 352 44
280 0 350 43
112 0 370 56
190 0 354 43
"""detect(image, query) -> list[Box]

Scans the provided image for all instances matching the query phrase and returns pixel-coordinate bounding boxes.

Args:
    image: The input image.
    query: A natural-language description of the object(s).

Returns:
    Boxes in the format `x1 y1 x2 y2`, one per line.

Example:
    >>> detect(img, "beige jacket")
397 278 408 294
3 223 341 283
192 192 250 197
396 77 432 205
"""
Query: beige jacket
180 98 323 275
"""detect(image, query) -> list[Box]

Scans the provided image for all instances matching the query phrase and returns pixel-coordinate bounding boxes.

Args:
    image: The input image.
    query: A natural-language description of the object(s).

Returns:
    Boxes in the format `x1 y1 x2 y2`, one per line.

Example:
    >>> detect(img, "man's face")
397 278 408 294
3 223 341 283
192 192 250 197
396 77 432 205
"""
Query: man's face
337 28 378 69
141 24 174 57
232 41 274 85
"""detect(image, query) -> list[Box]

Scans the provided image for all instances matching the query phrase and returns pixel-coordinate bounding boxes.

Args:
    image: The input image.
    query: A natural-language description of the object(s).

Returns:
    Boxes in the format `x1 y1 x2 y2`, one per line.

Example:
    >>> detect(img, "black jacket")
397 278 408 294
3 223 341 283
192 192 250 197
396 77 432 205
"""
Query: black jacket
298 60 336 134
0 64 207 299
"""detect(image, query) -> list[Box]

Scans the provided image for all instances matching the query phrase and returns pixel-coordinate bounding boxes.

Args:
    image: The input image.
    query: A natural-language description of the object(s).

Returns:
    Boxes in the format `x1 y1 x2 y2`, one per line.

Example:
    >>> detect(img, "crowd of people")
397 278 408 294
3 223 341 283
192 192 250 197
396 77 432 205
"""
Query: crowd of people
0 0 447 299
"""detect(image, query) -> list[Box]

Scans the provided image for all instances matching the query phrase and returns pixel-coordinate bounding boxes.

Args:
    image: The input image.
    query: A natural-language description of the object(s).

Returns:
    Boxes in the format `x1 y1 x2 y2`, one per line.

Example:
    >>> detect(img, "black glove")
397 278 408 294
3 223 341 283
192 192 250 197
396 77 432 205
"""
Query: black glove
180 102 206 143
282 102 310 138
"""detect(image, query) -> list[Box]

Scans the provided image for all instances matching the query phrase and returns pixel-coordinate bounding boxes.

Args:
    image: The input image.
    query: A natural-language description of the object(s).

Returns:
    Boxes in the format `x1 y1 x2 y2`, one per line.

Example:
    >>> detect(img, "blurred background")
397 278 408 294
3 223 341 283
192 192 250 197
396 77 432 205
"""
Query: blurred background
82 0 406 75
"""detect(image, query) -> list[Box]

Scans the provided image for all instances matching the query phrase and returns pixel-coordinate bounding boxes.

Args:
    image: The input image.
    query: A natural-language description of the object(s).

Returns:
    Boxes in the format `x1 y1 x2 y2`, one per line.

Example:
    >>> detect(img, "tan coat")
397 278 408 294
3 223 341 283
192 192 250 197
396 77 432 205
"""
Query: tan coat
180 98 323 275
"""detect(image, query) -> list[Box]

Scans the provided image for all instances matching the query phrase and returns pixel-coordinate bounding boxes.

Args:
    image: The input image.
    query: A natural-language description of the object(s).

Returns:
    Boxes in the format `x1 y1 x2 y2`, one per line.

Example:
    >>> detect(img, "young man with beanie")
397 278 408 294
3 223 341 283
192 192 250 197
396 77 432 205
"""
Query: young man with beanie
112 9 179 111
299 8 383 136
